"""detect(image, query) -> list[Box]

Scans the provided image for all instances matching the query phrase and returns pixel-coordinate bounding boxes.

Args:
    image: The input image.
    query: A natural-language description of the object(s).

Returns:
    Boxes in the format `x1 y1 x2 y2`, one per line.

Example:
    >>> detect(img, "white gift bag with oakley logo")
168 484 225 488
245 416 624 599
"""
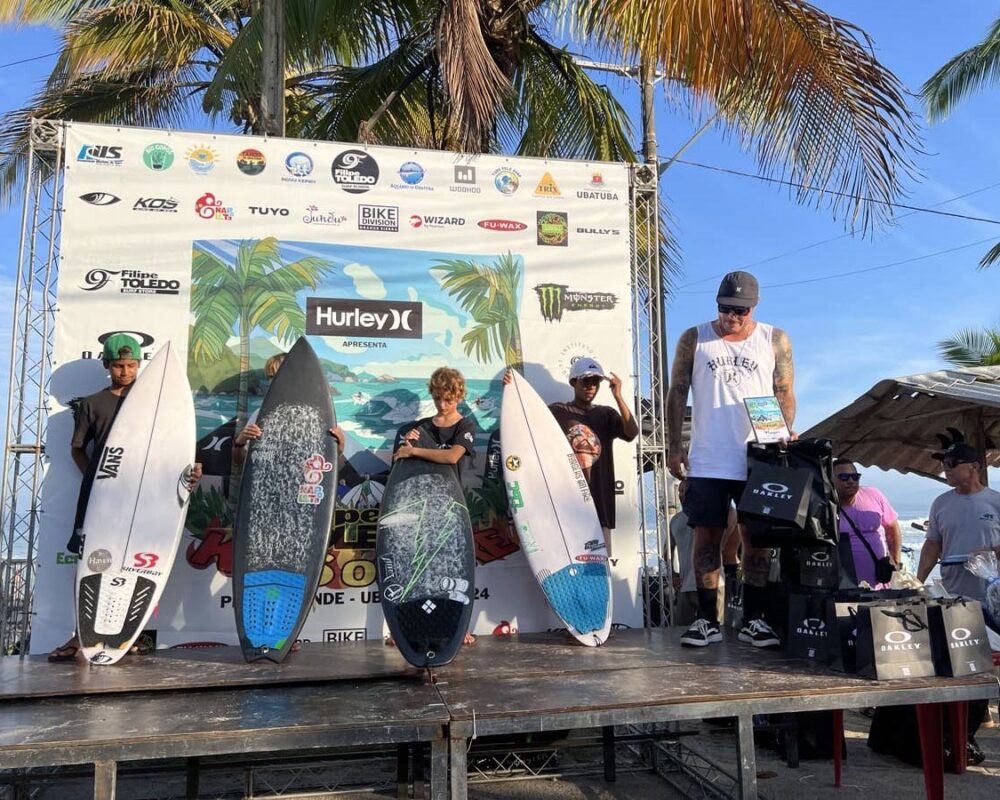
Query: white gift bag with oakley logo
855 600 935 680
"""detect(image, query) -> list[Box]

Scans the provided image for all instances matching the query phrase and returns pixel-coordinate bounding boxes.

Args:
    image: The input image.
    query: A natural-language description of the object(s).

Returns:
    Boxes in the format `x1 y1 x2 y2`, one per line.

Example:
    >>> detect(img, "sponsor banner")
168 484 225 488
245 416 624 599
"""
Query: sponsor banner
31 121 637 653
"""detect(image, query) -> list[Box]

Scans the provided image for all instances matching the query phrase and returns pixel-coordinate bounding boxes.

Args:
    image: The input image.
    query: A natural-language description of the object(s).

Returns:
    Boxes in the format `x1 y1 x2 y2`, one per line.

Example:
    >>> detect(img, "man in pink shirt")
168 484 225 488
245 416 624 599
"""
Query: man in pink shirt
833 458 901 586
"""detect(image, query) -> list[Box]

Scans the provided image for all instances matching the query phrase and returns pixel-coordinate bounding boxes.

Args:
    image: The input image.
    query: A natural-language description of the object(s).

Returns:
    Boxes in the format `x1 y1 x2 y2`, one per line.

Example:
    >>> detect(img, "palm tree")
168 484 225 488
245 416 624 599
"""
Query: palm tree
432 252 524 370
937 327 1000 368
190 236 333 434
3 1 916 239
923 17 1000 267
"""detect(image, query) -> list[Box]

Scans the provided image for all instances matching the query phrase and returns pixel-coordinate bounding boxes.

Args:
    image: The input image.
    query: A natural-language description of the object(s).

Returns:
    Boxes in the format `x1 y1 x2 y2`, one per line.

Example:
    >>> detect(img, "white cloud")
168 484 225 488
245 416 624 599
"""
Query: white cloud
344 263 386 299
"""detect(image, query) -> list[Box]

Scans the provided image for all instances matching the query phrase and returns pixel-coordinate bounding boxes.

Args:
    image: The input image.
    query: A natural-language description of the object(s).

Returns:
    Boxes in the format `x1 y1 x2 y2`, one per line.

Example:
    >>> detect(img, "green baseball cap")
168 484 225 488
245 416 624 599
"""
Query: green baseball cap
101 333 142 362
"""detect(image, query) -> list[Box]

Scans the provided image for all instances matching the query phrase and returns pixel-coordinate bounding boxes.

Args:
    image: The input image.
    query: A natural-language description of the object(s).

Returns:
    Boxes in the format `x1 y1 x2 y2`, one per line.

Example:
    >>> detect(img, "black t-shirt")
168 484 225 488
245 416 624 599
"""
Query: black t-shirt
548 402 626 530
71 387 127 528
394 416 476 482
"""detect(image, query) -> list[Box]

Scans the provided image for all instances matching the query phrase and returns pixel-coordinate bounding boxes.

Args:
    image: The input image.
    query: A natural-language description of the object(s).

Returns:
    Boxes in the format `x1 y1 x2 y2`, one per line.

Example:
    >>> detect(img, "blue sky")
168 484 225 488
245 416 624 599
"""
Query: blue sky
2 2 999 517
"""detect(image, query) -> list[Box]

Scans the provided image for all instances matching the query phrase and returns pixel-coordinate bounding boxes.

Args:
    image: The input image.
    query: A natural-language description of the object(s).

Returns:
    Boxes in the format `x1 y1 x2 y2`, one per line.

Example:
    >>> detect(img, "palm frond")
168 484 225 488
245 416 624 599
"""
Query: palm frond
575 0 919 234
979 240 1000 270
922 17 1000 123
937 327 1000 367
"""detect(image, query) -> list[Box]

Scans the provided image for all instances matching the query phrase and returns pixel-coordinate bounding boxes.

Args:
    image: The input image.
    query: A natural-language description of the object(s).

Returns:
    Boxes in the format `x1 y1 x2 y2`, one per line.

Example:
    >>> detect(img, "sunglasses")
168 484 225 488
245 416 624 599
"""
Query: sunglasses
718 304 751 317
576 376 603 387
942 458 974 469
836 473 861 482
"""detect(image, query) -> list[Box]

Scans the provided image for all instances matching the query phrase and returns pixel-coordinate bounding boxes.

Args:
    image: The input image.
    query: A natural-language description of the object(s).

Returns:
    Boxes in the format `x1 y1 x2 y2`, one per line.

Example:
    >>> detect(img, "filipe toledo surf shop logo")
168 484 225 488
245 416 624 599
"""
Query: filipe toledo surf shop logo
332 149 379 193
534 283 618 322
82 268 180 296
306 298 422 340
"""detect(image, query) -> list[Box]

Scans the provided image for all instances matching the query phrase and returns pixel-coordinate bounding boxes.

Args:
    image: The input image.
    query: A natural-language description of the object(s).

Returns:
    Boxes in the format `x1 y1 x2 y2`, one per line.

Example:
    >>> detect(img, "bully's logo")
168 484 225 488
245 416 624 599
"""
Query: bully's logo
534 283 618 322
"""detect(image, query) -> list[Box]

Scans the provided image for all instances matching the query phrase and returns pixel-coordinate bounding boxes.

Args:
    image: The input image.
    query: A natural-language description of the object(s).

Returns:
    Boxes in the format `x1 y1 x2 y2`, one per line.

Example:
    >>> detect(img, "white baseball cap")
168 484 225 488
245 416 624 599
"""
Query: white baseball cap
569 358 606 383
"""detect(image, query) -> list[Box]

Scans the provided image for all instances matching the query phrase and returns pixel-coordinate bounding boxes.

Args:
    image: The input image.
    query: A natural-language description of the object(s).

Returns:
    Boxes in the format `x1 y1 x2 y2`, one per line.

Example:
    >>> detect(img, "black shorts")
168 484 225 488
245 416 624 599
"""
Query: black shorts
683 477 745 528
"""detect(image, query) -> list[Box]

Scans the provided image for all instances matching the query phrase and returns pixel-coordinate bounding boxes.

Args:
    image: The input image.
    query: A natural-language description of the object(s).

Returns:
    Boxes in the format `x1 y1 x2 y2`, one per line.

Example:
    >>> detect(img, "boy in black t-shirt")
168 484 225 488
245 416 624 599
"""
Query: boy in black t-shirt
49 333 203 662
502 359 638 551
392 367 476 479
391 367 476 645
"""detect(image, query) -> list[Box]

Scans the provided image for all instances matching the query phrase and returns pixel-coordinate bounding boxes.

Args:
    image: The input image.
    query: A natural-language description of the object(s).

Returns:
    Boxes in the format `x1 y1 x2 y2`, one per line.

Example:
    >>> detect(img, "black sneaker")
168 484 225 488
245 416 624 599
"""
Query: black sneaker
738 618 781 648
967 736 986 767
680 618 723 647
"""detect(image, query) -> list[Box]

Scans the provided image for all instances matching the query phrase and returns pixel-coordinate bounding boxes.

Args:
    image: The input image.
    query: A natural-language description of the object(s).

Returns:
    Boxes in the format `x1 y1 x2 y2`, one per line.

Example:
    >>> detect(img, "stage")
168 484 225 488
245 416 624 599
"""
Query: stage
0 628 996 799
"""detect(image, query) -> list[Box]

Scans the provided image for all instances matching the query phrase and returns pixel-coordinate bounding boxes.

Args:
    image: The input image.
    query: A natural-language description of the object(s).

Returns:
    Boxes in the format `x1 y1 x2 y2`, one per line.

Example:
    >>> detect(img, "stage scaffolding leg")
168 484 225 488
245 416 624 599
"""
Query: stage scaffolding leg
630 164 674 629
449 736 468 800
430 737 448 800
0 119 63 657
735 715 758 800
92 760 117 800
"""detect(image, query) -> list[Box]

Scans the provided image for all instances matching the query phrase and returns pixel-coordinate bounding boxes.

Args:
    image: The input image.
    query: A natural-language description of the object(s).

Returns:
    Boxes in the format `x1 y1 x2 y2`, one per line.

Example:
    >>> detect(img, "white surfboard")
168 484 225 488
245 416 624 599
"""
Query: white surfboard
75 342 196 665
500 370 612 646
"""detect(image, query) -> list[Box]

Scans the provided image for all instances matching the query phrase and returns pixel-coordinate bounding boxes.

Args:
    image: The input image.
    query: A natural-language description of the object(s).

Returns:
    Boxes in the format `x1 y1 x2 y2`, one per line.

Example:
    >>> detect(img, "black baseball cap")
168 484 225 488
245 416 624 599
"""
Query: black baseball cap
931 442 979 464
717 271 759 308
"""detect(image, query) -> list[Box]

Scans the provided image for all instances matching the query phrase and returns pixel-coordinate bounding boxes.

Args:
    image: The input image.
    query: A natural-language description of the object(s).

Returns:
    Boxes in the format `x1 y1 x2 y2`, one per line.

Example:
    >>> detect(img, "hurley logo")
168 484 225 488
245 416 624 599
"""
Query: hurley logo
306 298 422 339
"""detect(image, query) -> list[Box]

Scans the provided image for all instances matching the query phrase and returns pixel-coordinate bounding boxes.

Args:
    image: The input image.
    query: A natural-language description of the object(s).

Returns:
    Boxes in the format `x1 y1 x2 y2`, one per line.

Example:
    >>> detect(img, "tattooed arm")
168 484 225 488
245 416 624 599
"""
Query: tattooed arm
772 327 796 434
667 327 697 479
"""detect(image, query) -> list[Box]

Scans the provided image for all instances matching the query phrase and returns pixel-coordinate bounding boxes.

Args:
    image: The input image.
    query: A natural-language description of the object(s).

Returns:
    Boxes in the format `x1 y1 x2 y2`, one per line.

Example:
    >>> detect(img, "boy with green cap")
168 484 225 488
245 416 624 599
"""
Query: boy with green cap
49 333 202 661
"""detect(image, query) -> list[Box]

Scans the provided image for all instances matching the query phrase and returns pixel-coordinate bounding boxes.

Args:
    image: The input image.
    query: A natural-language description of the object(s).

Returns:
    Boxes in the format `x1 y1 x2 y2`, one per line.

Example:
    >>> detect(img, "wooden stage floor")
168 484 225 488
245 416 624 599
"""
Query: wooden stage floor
1 628 997 799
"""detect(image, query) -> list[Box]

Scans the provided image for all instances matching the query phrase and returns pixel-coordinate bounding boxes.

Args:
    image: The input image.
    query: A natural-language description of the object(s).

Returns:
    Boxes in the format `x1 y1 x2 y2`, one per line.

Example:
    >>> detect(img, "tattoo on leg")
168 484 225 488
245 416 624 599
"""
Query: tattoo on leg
742 548 771 587
694 542 722 588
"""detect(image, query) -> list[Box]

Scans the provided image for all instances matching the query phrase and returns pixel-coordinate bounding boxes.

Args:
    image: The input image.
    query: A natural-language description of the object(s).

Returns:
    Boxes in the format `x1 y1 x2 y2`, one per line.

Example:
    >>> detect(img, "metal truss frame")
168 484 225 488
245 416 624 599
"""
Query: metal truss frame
630 164 673 628
0 119 63 656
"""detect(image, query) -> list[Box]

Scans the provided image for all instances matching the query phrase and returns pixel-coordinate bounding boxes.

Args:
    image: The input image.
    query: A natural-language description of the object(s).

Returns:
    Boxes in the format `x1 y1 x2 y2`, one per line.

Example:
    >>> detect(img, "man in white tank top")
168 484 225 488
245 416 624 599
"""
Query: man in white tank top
666 271 796 648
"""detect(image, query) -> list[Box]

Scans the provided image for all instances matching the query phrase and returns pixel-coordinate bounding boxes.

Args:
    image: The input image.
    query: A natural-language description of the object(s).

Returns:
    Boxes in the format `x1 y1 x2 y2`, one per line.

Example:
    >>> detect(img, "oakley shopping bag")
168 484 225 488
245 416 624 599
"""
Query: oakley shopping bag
855 600 935 680
927 597 993 677
786 591 831 663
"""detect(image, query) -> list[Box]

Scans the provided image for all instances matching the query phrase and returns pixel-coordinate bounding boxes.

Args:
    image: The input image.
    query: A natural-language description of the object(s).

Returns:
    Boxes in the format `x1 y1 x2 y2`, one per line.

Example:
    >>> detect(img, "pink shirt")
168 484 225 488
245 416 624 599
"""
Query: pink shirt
838 486 898 587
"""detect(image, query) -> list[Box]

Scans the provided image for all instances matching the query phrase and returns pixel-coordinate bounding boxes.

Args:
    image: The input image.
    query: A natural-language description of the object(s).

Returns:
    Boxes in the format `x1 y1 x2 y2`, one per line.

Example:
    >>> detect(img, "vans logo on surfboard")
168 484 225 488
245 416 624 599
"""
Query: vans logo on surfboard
306 298 422 339
96 446 124 479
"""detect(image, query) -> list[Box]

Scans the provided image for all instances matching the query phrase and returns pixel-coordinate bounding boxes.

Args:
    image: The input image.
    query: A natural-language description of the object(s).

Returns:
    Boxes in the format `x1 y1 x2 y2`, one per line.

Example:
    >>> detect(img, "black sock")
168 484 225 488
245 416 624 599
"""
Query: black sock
697 588 719 624
723 563 738 581
742 584 765 622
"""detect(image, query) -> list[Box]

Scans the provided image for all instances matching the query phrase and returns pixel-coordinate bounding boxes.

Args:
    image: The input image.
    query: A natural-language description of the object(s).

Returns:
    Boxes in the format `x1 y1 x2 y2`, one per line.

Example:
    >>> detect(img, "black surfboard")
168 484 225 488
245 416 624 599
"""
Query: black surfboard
376 459 475 668
233 337 338 663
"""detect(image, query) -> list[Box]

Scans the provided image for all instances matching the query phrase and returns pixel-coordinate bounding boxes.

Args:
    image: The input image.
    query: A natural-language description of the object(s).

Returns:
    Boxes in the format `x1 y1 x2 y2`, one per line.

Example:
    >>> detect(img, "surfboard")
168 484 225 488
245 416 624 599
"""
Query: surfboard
500 370 612 646
376 458 475 668
76 341 196 666
233 337 338 663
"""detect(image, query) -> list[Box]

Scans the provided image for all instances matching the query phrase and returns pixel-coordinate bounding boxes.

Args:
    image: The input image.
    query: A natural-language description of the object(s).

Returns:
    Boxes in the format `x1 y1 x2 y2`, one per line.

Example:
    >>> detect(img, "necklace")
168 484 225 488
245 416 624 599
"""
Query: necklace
713 320 756 387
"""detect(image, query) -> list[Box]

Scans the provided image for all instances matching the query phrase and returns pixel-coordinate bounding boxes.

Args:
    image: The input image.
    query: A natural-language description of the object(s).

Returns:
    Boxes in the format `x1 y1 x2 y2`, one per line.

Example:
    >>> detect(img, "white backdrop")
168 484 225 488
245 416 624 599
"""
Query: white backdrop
31 121 640 652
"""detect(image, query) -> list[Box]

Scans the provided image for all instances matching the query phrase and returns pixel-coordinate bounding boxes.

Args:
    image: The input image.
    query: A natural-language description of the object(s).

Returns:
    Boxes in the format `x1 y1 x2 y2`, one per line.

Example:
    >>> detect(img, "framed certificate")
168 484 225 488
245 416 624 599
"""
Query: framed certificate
743 395 790 444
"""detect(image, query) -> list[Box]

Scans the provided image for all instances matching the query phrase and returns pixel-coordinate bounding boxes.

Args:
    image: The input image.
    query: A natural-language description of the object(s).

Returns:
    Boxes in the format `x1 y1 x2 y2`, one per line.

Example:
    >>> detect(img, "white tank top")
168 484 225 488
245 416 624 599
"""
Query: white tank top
688 320 776 480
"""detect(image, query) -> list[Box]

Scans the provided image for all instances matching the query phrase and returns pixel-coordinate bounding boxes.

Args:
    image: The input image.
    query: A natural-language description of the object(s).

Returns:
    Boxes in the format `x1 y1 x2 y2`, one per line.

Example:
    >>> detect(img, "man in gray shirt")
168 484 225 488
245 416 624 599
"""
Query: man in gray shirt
917 442 1000 627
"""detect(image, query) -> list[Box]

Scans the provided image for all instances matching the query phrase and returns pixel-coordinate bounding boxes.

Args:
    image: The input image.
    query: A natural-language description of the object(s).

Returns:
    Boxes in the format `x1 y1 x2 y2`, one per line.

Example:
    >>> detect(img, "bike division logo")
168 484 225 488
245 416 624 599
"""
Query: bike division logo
536 211 568 246
534 283 618 322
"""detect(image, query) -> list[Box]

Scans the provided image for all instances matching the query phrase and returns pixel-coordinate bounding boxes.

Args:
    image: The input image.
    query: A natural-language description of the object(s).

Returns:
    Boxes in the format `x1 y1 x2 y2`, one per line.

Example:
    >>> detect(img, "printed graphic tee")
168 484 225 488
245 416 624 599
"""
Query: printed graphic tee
689 321 776 480
548 403 626 529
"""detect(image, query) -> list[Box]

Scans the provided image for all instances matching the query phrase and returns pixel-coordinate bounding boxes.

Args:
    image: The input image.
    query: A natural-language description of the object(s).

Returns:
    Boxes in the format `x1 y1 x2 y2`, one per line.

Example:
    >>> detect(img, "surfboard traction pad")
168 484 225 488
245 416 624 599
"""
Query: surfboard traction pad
77 572 157 662
236 397 337 663
538 562 610 642
377 464 475 668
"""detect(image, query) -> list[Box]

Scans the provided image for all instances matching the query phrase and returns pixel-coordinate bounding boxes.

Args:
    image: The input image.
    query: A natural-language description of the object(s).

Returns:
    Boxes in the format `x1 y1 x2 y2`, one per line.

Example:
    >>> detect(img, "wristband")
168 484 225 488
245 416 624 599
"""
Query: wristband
233 440 246 449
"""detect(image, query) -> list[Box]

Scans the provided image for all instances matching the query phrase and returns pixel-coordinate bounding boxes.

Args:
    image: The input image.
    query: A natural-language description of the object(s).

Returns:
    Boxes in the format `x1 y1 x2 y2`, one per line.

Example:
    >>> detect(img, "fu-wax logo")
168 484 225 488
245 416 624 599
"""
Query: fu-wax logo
306 298 422 339
534 283 618 322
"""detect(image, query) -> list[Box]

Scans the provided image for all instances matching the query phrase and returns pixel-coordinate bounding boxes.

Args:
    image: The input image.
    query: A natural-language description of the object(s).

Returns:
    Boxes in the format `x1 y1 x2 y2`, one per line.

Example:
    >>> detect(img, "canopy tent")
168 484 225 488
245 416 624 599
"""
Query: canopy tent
803 366 1000 484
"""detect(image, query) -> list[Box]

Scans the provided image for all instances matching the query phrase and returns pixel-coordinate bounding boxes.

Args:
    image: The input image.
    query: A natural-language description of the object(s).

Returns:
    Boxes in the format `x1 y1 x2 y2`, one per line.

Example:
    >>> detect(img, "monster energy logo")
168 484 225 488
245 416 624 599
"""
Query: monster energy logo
535 283 618 322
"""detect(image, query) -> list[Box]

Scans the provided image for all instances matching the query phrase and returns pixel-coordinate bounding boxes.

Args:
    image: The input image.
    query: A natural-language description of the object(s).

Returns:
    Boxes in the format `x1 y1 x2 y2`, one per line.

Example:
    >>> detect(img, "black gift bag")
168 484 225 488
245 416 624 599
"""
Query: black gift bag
797 543 840 589
855 600 935 680
826 597 866 673
739 439 839 549
927 597 994 677
738 461 813 528
786 591 831 662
